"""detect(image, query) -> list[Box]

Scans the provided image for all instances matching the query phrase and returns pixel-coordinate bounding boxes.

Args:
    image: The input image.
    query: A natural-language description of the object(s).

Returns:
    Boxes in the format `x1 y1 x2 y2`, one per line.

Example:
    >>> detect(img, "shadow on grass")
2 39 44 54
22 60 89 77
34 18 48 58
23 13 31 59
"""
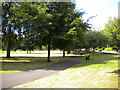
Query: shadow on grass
109 69 120 77
1 56 72 72
71 53 119 68
1 53 119 73
22 53 118 71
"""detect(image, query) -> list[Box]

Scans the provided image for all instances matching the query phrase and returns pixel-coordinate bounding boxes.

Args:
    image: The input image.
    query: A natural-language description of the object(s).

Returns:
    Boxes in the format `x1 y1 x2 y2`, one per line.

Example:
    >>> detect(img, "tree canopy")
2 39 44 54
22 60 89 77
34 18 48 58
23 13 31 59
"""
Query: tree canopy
2 2 89 61
83 30 110 50
103 17 120 50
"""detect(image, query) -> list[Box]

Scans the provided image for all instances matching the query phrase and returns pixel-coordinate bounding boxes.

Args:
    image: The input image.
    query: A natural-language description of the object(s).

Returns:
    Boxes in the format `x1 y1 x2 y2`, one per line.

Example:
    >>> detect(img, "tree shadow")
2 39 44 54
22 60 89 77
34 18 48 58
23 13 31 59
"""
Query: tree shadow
1 56 72 72
1 53 119 73
1 56 67 61
40 54 119 71
30 56 83 71
109 69 120 77
71 53 119 68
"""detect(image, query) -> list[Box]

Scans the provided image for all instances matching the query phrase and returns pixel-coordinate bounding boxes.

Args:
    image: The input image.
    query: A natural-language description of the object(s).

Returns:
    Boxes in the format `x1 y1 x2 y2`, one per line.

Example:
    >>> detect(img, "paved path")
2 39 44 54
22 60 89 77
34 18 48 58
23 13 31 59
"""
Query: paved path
1 56 83 88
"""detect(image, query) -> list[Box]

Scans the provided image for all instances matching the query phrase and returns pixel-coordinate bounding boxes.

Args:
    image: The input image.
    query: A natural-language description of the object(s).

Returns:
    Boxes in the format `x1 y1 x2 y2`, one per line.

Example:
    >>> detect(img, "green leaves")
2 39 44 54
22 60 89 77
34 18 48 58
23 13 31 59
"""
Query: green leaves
84 30 110 49
103 17 120 50
2 2 91 58
67 27 77 35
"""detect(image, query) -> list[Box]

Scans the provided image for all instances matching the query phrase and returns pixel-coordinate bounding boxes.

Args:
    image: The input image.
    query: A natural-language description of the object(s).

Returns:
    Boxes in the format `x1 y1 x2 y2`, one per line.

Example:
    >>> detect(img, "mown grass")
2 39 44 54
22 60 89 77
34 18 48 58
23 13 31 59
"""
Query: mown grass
0 50 64 55
104 47 114 51
0 50 28 55
97 47 115 51
0 56 70 75
14 53 119 88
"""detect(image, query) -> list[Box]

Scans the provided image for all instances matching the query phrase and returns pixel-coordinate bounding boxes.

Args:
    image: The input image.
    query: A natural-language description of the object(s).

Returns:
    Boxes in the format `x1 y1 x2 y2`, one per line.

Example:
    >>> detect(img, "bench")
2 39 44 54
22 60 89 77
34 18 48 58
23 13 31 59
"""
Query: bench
86 55 91 60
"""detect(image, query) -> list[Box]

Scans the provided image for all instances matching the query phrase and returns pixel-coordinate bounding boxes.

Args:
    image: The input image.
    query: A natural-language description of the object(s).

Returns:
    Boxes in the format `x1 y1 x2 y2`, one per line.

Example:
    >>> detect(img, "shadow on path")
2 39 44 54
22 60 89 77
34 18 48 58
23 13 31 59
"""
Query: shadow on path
2 53 118 88
1 56 83 88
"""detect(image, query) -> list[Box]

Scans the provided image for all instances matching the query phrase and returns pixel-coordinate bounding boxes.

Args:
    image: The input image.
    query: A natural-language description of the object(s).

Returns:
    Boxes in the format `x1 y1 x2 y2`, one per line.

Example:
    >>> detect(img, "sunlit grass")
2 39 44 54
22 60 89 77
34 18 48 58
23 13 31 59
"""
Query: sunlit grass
14 53 119 88
0 60 30 63
0 50 64 55
1 56 70 75
0 50 27 55
81 54 91 56
0 71 20 74
97 47 116 51
104 47 113 51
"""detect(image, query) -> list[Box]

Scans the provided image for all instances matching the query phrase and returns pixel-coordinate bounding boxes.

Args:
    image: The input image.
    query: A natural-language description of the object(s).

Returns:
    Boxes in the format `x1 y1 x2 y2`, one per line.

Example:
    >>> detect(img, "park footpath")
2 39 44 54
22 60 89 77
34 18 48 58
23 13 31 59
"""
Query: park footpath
1 56 83 89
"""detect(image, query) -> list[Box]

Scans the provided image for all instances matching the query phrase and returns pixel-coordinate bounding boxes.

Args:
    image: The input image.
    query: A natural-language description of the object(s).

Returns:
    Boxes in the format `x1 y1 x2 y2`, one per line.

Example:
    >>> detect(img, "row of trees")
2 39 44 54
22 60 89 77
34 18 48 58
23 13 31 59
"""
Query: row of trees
2 2 89 61
83 17 120 51
2 2 120 62
84 30 110 50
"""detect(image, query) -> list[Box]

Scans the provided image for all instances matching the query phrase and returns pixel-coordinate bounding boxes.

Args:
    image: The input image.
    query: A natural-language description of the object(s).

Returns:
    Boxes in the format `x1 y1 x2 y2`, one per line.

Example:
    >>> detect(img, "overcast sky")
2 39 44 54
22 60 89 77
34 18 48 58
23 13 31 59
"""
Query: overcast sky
75 0 119 30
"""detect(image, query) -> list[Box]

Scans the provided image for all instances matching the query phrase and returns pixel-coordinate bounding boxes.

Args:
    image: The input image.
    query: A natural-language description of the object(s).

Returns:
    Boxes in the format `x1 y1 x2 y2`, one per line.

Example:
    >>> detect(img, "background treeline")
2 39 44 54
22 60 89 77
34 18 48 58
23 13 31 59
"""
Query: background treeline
1 2 120 61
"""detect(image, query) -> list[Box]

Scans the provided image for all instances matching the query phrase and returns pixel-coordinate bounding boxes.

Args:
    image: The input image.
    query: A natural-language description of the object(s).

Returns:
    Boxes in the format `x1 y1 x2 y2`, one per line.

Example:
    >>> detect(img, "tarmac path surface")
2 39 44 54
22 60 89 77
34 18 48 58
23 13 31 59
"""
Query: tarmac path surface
1 56 83 89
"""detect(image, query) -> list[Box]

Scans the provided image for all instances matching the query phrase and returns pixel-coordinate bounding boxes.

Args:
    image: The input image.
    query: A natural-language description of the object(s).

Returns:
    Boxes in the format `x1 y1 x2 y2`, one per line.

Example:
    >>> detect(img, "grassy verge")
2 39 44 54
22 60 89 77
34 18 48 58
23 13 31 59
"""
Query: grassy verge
14 53 119 88
0 56 70 75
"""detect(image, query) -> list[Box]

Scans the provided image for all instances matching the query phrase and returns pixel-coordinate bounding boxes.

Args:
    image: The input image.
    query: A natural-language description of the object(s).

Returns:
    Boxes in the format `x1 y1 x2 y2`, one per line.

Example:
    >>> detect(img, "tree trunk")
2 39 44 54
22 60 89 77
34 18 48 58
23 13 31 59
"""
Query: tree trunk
63 50 65 57
6 46 10 58
47 36 51 62
6 3 12 58
6 27 11 58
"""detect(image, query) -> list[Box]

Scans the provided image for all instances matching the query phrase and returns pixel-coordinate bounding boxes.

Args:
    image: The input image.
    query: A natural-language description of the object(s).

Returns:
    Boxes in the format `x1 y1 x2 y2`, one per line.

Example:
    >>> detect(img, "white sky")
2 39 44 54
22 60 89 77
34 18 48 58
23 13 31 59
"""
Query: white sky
75 0 119 30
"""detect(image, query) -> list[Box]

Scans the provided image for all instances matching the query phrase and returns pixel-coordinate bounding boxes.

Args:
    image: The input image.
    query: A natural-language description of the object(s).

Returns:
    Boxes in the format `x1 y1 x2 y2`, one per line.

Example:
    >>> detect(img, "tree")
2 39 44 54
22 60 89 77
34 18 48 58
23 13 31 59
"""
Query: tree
2 2 18 58
84 30 110 50
2 2 90 61
50 2 76 57
51 2 88 57
103 17 120 51
13 2 47 51
2 2 48 57
43 2 79 60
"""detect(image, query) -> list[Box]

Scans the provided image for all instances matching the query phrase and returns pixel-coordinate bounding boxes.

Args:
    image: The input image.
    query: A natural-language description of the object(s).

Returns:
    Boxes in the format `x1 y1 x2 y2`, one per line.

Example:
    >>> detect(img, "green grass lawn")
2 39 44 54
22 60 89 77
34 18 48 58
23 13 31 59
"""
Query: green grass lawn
0 56 69 75
97 47 115 51
104 47 114 51
0 50 28 55
0 50 65 55
14 53 119 88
